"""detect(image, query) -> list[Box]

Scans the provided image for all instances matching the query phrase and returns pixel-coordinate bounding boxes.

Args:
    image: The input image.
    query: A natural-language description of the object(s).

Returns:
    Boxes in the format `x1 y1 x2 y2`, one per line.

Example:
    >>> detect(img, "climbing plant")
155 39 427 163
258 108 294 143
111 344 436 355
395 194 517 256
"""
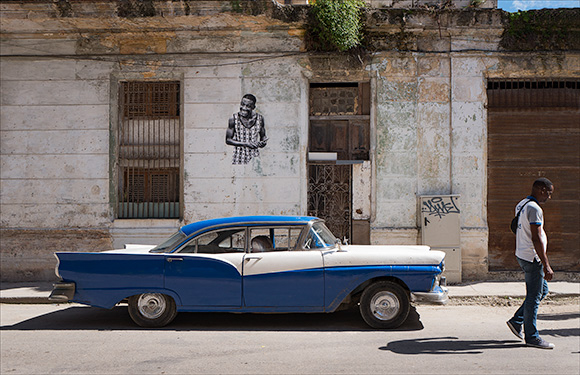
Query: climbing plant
500 9 580 51
309 0 366 52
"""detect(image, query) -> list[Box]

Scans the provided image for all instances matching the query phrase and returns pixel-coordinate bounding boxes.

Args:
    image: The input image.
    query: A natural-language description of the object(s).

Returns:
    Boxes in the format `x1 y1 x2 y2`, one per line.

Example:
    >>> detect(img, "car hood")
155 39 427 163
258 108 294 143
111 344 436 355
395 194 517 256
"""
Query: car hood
323 245 445 266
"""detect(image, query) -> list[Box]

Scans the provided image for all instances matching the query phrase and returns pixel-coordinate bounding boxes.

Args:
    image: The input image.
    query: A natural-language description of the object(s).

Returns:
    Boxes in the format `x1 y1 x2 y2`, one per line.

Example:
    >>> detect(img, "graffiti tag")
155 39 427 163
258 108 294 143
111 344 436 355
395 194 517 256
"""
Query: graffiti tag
422 196 460 219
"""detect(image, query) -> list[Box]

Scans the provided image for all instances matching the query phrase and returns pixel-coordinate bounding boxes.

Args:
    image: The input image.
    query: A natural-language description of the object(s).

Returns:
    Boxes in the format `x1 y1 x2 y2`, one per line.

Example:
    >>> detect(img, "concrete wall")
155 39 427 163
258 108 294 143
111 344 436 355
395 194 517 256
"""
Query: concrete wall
1 1 578 281
181 57 305 220
368 52 490 279
286 1 498 8
369 0 497 8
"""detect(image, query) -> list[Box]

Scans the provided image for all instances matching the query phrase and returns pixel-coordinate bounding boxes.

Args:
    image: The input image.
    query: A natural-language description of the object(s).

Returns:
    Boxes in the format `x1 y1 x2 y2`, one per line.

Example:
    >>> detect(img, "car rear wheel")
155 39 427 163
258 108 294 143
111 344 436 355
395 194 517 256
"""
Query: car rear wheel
128 293 177 328
359 281 410 329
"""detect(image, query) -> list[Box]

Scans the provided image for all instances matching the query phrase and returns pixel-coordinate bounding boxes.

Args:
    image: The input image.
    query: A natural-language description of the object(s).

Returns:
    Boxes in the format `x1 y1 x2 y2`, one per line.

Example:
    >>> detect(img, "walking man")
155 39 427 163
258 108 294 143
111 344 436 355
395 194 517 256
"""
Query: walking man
507 177 555 349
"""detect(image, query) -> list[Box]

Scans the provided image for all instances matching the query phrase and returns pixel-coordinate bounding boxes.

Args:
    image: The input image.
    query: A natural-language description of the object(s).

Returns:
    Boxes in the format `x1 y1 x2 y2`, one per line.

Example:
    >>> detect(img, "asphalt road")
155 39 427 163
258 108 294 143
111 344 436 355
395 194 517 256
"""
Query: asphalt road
1 300 579 374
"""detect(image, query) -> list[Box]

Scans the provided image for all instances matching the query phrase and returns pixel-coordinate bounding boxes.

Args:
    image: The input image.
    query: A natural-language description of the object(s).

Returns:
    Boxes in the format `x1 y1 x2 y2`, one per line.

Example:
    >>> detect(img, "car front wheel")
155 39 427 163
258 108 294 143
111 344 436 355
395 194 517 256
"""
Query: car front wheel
359 281 410 329
128 293 177 328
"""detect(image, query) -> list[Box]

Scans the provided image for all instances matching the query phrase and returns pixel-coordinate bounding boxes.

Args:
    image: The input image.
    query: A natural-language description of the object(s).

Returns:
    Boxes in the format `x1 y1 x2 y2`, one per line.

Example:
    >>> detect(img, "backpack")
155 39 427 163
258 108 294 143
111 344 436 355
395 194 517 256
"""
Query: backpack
510 199 531 234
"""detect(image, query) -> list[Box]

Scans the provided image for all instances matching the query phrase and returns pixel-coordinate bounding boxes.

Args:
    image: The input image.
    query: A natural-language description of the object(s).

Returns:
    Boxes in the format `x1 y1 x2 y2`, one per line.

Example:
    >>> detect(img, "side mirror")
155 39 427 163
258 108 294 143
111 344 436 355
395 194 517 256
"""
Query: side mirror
335 238 347 252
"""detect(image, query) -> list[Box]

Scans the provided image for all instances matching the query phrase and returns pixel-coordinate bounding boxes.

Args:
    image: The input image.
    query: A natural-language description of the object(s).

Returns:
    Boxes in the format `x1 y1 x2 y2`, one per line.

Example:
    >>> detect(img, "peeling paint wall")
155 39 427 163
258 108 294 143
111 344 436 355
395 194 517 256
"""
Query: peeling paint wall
1 1 578 281
0 1 309 281
1 230 113 281
369 0 498 8
180 55 305 220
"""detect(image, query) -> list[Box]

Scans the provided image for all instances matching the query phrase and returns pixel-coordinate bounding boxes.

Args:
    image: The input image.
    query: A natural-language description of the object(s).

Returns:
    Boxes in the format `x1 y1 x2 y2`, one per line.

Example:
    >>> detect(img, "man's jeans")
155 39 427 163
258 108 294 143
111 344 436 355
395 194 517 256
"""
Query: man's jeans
509 257 549 343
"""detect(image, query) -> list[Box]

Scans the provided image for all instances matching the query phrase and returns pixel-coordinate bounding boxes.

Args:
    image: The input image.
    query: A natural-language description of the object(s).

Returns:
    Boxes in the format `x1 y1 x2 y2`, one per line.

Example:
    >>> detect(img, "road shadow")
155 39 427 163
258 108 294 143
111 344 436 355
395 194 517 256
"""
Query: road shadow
541 328 580 338
379 337 525 354
539 312 580 321
1 305 424 332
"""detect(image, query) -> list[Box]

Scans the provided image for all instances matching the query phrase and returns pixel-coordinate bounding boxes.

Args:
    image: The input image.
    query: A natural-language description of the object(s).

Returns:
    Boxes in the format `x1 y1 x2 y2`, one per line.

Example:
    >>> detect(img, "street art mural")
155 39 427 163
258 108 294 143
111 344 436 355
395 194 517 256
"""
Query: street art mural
226 94 268 164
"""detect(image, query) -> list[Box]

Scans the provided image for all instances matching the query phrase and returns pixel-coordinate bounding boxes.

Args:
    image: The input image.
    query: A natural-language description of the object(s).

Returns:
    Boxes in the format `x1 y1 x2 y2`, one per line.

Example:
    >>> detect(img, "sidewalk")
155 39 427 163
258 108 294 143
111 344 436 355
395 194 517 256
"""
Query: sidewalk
1 281 579 304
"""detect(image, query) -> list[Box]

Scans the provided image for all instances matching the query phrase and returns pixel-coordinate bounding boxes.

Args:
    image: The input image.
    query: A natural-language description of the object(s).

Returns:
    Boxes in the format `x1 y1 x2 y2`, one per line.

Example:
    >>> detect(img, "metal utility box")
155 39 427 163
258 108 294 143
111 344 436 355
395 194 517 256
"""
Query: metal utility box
419 195 461 283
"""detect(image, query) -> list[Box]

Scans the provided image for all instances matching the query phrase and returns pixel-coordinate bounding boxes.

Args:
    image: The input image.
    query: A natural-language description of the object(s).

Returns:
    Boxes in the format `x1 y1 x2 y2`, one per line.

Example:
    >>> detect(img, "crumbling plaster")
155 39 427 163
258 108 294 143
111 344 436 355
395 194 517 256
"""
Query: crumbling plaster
1 1 578 281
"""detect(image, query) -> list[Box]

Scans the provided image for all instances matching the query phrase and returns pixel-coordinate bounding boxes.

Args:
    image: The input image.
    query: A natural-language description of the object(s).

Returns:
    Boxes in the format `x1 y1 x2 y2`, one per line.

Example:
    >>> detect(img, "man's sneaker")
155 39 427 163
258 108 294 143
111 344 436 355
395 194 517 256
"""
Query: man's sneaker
506 321 523 340
526 338 555 349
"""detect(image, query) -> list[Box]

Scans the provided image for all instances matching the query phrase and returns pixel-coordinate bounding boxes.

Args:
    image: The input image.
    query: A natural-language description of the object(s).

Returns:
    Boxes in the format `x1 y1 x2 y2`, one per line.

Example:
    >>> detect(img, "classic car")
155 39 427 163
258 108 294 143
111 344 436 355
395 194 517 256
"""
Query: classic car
50 216 447 329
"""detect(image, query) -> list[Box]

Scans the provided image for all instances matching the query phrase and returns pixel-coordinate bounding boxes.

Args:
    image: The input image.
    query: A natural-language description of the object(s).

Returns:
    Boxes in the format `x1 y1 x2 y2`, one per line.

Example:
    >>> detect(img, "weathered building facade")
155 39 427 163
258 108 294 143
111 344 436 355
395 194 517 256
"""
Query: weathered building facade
1 0 579 281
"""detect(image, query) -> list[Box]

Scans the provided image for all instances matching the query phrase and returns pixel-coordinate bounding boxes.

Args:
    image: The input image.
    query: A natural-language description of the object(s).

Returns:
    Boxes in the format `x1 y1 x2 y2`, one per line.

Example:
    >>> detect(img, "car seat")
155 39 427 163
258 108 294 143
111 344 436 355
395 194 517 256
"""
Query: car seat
251 236 273 253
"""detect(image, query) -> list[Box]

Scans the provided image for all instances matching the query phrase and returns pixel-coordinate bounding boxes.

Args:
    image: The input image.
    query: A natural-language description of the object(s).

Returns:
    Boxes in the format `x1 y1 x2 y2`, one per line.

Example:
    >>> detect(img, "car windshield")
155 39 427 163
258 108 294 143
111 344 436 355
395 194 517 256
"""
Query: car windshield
149 231 187 253
304 222 337 249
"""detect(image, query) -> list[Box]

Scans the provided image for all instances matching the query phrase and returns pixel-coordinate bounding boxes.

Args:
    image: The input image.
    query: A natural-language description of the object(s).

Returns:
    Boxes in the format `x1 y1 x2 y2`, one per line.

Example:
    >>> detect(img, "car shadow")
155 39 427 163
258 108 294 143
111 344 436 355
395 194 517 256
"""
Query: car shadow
1 305 424 332
379 337 525 354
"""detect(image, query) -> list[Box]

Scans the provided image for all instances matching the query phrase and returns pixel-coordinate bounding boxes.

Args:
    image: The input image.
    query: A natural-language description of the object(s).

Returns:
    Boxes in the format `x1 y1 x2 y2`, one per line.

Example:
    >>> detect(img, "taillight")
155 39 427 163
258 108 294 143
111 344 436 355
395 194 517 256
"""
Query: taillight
54 254 62 280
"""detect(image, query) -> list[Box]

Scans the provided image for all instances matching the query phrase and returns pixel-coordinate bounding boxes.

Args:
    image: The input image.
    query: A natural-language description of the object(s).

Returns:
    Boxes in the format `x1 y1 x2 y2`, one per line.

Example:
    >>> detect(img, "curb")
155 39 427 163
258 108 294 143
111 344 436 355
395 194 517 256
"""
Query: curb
449 292 579 299
0 297 56 304
1 292 578 305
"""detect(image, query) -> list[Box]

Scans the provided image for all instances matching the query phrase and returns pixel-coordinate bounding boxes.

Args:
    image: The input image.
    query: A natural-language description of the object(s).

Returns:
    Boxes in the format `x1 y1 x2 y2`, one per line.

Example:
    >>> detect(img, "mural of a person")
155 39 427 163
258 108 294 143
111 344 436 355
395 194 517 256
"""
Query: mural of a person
226 94 268 164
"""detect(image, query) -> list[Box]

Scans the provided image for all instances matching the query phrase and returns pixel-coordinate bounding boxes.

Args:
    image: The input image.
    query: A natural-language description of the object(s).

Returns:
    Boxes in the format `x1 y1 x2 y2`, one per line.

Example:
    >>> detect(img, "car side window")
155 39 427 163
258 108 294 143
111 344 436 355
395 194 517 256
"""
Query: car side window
303 228 325 249
303 222 336 250
249 227 303 253
303 229 319 249
177 228 246 254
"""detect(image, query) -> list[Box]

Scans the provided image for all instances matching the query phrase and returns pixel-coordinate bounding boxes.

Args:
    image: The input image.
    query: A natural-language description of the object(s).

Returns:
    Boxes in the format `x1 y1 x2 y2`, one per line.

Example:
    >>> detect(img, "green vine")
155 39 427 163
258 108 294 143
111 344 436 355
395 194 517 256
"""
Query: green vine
230 0 242 13
500 9 580 51
56 0 73 17
117 0 156 18
309 0 366 52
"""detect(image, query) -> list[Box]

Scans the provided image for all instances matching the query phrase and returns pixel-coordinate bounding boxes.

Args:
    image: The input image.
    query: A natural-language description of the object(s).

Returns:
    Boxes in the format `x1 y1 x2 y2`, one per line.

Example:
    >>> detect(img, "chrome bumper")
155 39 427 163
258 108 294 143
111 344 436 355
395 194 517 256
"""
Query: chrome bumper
411 285 449 305
48 282 75 302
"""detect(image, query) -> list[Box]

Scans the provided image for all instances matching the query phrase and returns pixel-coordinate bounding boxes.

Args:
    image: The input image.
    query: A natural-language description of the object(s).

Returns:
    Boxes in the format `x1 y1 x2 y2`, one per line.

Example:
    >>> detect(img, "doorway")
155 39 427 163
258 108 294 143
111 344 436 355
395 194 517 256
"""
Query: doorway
307 82 371 243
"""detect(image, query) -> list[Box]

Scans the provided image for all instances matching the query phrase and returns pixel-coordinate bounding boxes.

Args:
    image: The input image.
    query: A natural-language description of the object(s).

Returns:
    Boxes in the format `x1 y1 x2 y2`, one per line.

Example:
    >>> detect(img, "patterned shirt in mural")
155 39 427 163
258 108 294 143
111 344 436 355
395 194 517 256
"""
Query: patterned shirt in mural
231 112 264 164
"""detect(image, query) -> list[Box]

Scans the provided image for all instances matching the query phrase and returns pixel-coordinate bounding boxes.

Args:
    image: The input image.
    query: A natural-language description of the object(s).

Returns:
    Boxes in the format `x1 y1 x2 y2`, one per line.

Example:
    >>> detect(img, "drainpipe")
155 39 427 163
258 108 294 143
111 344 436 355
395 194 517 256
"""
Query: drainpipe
449 37 453 195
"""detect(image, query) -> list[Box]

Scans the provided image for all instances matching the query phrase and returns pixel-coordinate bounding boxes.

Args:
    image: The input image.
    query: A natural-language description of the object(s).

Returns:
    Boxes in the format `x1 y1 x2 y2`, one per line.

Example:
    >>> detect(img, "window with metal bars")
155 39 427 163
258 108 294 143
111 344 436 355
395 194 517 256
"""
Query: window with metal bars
117 81 181 219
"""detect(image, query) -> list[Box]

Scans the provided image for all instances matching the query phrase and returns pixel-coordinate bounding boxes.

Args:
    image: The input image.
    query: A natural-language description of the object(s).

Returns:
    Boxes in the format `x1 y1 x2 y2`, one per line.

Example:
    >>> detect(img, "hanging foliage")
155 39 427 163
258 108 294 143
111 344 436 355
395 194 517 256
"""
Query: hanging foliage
309 0 366 52
500 9 580 51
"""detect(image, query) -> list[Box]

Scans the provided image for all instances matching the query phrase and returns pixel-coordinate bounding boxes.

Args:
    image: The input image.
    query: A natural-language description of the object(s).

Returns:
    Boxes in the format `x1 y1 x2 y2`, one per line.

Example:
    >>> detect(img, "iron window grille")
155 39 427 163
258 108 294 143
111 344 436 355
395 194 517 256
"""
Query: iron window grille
117 81 181 219
487 79 579 109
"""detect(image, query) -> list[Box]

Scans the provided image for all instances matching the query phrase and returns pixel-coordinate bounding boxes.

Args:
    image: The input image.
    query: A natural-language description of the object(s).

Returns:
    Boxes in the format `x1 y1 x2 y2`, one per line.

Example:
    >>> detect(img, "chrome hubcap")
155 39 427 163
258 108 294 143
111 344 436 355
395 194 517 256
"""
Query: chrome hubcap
370 291 400 321
137 293 166 319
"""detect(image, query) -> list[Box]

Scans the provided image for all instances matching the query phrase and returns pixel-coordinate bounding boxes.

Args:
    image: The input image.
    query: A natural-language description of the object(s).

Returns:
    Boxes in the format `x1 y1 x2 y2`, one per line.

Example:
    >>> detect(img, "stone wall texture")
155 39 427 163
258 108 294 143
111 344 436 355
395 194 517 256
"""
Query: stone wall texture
1 1 578 281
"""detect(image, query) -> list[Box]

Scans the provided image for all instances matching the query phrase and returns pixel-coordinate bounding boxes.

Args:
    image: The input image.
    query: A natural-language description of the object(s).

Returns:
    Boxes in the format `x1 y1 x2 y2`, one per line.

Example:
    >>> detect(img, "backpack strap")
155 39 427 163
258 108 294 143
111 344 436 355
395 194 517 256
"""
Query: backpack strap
516 199 532 220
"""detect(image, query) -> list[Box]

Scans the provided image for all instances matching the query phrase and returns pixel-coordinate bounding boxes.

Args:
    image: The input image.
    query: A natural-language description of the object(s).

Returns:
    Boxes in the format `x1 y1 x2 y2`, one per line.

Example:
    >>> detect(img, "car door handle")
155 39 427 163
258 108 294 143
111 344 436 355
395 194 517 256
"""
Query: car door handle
245 256 262 261
167 258 183 262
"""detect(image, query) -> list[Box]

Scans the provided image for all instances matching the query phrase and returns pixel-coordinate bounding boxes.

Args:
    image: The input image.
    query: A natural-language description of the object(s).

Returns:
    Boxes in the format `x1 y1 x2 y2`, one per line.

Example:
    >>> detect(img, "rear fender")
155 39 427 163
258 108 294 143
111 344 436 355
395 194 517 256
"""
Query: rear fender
55 252 176 308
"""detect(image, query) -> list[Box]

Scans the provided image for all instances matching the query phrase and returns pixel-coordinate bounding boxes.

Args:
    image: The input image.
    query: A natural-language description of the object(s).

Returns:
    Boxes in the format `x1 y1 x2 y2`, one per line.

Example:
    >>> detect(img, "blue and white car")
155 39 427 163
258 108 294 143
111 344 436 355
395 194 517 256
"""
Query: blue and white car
50 216 447 329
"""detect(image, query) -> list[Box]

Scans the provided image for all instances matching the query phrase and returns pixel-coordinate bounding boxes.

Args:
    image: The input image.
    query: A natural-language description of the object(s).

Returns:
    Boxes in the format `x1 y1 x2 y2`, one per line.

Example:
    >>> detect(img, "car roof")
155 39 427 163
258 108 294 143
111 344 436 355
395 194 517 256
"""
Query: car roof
179 215 320 236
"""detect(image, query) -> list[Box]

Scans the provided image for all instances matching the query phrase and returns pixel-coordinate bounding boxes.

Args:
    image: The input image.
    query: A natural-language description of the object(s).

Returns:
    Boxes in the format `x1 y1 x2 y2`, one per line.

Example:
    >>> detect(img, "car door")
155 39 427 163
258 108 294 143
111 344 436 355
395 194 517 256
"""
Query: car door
242 227 324 308
164 227 245 307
